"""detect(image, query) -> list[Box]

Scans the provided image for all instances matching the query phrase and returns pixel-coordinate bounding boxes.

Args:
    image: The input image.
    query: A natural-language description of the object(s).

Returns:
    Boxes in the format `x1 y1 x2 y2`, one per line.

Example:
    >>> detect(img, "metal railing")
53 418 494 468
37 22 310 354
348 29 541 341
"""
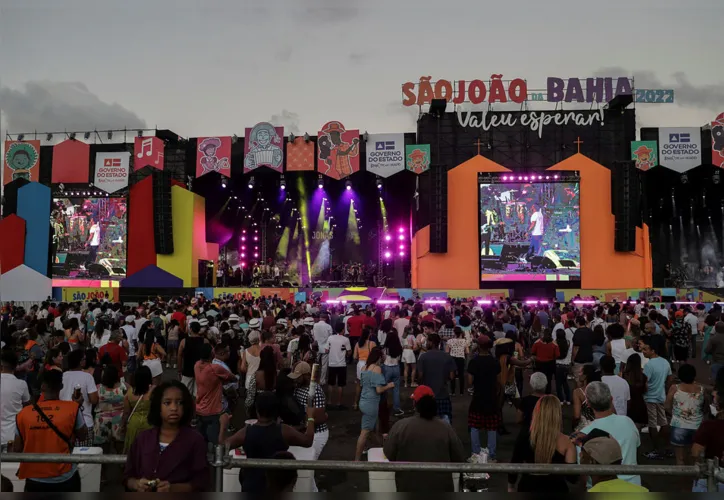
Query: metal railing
2 451 722 492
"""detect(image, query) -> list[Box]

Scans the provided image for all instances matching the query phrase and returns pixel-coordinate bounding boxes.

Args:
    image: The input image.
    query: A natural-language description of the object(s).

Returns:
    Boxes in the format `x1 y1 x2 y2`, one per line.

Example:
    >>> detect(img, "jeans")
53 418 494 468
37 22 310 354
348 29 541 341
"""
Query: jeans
537 360 556 394
712 363 724 382
25 471 81 492
197 414 221 445
555 364 571 403
470 427 497 460
692 478 724 492
526 234 542 259
383 364 401 411
451 357 465 395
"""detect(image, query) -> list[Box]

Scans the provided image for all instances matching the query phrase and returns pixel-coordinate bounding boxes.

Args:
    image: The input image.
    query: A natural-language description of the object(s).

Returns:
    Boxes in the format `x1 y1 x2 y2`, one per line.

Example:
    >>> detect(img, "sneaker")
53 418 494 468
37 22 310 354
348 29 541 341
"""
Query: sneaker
644 451 664 460
394 409 405 417
404 383 408 388
411 382 419 388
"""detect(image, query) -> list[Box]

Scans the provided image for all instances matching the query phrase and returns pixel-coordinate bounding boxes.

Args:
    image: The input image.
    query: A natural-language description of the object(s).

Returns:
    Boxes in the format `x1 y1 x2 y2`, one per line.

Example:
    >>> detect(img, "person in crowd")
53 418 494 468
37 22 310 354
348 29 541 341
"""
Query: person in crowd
290 361 329 490
467 335 501 460
240 329 261 392
312 312 333 386
124 380 209 492
640 335 673 459
194 343 236 445
401 326 418 388
178 321 207 398
553 324 573 404
445 326 469 396
327 322 351 409
98 330 128 378
1 351 30 450
671 311 691 365
531 328 559 394
600 355 630 417
517 371 547 428
355 347 395 461
91 318 111 349
122 365 154 453
691 387 724 492
665 363 705 466
13 370 87 492
211 342 238 420
165 319 181 369
352 327 377 410
43 346 64 373
702 314 717 365
383 388 466 492
221 391 314 493
418 333 456 423
59 348 98 446
265 451 300 493
622 352 648 428
94 364 127 453
705 321 724 382
574 381 642 486
582 435 649 492
572 364 599 431
138 328 166 379
605 323 627 373
382 328 404 417
572 315 594 378
508 395 577 492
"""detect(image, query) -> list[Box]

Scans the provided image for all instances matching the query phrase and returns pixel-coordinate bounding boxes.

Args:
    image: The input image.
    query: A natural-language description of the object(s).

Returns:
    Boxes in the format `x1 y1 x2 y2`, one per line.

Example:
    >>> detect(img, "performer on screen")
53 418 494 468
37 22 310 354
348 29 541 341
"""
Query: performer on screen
480 208 498 256
86 217 101 267
525 203 544 261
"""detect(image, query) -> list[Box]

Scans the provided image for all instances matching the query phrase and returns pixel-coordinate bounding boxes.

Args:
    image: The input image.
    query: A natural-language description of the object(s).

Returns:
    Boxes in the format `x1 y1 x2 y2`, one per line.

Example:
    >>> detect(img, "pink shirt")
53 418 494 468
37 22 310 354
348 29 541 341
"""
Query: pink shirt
194 360 236 416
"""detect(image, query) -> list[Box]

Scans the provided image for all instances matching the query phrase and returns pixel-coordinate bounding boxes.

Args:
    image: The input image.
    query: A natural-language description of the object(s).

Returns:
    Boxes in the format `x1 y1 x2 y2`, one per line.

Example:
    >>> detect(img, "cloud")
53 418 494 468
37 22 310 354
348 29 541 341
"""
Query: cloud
268 109 301 135
0 81 146 135
594 67 724 111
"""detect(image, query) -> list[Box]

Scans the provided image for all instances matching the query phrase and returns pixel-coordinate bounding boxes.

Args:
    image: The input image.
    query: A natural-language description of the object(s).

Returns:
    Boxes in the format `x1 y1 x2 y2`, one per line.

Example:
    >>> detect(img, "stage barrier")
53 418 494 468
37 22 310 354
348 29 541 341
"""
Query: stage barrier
1 451 721 492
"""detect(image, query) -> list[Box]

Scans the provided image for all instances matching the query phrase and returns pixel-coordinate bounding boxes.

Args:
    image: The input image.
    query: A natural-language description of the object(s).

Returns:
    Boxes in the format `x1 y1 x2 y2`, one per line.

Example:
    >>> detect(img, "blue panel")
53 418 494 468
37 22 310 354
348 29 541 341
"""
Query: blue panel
294 292 307 303
17 182 51 276
52 287 63 301
396 288 414 300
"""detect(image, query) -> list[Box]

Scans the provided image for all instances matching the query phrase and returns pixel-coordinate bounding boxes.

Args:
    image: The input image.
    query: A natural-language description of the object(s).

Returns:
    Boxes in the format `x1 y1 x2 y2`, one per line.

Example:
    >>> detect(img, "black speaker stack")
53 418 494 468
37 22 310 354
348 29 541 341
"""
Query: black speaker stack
611 160 642 252
429 163 448 253
152 170 174 255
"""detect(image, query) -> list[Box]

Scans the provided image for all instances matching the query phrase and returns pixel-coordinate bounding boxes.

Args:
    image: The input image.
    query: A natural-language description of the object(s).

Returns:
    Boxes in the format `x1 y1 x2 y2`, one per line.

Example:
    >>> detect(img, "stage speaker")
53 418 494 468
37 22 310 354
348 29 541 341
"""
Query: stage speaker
2 178 30 215
611 160 640 252
152 170 174 255
661 295 676 303
429 163 448 253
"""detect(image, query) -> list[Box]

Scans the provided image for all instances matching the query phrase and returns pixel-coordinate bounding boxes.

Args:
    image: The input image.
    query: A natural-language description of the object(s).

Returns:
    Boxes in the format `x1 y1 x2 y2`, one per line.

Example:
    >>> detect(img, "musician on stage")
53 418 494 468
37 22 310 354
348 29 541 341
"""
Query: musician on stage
525 203 544 261
86 217 101 267
480 207 499 256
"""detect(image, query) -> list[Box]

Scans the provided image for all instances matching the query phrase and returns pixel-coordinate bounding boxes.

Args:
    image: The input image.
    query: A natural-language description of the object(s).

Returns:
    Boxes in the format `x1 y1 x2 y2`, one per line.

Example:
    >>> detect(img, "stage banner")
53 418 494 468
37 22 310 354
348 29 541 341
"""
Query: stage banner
286 137 315 171
62 287 118 302
658 127 701 172
712 112 724 169
405 144 431 174
243 123 284 173
366 133 405 178
196 136 231 178
94 152 130 193
317 121 360 180
3 140 40 185
630 141 657 171
213 288 261 300
133 136 165 171
52 139 90 183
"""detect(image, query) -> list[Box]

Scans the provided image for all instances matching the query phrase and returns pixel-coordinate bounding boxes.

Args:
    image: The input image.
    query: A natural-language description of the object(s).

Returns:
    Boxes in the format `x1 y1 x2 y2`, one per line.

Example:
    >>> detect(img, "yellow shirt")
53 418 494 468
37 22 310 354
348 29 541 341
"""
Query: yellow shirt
589 479 649 493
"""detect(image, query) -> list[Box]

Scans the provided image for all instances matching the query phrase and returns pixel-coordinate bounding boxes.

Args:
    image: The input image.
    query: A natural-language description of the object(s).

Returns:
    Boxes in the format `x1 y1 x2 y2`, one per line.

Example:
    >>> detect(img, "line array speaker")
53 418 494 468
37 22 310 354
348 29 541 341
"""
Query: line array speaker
429 163 448 253
611 160 641 252
152 170 174 255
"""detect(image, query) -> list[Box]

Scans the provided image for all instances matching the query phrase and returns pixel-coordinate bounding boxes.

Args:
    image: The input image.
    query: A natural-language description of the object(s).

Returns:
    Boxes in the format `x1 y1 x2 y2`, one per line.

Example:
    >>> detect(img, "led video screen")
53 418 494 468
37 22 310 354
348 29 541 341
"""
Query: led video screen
479 175 580 282
51 198 127 279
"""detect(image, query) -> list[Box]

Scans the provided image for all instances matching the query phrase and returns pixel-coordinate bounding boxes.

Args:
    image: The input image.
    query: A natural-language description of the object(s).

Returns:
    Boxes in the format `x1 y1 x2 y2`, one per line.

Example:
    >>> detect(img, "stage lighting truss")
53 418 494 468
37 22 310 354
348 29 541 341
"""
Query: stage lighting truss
478 171 579 185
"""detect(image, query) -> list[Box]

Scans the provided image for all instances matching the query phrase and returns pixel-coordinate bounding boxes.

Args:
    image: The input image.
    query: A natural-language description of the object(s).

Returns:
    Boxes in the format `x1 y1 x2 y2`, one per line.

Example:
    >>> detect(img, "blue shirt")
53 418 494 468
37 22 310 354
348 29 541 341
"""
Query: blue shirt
643 356 672 404
580 414 641 486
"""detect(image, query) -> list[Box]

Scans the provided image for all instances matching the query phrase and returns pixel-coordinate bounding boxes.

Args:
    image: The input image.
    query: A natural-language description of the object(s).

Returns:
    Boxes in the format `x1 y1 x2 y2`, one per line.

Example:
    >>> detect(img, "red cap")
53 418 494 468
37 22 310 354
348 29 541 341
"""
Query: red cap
410 385 435 402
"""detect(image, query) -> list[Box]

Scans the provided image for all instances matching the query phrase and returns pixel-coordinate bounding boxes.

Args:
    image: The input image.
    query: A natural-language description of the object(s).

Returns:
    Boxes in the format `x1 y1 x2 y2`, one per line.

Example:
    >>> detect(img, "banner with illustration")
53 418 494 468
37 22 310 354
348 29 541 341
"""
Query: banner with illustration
196 136 231 178
405 144 431 174
712 113 724 169
244 123 284 173
658 127 701 173
133 136 165 171
365 133 405 178
3 140 40 185
286 137 315 171
62 287 119 303
630 141 657 171
94 152 130 193
317 121 360 180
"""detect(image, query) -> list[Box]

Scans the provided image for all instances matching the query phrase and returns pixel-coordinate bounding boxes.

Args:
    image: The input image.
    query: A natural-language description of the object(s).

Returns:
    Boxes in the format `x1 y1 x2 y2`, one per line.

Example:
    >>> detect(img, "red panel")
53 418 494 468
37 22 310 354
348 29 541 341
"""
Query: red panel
51 139 90 183
0 214 26 274
126 176 156 276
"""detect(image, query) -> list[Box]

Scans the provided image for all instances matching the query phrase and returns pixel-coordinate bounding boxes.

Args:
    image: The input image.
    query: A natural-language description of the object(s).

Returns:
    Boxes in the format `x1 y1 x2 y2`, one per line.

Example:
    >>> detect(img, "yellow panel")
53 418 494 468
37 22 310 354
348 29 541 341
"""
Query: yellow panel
157 186 195 286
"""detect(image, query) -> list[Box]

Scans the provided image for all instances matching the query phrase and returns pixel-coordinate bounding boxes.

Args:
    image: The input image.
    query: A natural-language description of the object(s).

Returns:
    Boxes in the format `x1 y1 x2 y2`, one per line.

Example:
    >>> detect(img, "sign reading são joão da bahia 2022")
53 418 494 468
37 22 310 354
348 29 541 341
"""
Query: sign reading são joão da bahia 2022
401 75 639 136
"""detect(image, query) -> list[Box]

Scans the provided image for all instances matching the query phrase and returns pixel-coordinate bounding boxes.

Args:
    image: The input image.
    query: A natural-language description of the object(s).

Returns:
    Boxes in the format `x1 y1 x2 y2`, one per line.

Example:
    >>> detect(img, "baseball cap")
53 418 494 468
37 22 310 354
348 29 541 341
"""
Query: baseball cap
582 436 623 465
249 318 261 329
229 314 240 322
288 361 311 379
410 385 435 402
198 318 209 327
303 317 315 326
125 315 135 323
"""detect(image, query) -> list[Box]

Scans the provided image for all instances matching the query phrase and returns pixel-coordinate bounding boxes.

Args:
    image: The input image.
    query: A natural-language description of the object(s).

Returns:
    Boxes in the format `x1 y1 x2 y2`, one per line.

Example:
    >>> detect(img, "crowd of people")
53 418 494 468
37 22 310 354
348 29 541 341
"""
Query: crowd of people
2 295 724 492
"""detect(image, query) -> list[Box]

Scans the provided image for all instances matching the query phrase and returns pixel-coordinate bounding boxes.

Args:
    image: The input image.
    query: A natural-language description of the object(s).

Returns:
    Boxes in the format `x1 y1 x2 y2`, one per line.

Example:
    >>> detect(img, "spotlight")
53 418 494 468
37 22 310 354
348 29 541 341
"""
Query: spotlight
254 253 259 258
304 133 310 143
384 251 392 259
376 178 383 190
241 253 246 258
233 195 238 200
345 180 352 190
137 130 143 137
713 171 720 185
680 173 688 185
46 133 53 141
84 132 91 140
248 176 255 189
107 131 113 140
241 236 246 241
232 134 239 143
280 176 286 190
398 227 404 233
69 132 76 140
317 174 324 189
399 244 405 250
399 251 405 257
553 174 559 179
538 175 543 180
17 134 24 141
289 133 296 143
398 234 404 241
221 177 227 189
385 234 392 241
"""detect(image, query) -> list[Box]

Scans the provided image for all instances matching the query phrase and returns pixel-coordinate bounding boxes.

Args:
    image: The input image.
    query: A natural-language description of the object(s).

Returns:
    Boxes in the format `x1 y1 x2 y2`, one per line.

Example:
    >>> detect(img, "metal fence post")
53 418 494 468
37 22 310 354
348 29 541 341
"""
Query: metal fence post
707 459 717 493
212 444 226 492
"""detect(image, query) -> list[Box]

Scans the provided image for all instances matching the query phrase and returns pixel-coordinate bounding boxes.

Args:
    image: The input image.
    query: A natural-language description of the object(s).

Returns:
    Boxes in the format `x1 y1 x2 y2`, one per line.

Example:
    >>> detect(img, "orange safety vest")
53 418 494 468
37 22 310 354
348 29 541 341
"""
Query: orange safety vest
15 400 80 480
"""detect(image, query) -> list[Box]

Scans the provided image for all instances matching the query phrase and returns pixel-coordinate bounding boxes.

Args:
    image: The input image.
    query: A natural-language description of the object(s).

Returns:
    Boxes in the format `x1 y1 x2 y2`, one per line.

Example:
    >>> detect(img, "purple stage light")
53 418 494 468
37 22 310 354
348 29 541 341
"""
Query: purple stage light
385 235 392 241
554 174 559 179
477 300 492 305
399 244 404 250
241 253 245 258
523 176 529 181
325 300 348 304
377 299 398 305
241 245 245 250
673 301 696 305
572 300 596 305
242 229 246 234
384 251 392 259
318 183 323 189
281 185 286 190
502 175 507 181
518 175 522 180
424 299 446 305
398 234 404 241
240 262 246 268
346 185 351 191
545 175 550 180
241 236 246 241
253 253 259 258
538 175 543 180
254 236 258 241
398 227 404 233
525 299 548 304
399 251 405 257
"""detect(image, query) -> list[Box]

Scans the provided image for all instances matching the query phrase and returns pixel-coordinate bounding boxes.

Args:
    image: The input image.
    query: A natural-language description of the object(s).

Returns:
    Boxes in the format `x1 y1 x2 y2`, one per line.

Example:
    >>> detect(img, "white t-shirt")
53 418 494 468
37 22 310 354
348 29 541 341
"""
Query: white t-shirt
393 317 410 338
121 324 138 357
1 373 30 444
328 334 351 367
602 374 631 417
531 210 544 236
556 327 575 365
312 321 333 353
684 313 699 337
60 370 98 428
91 330 111 349
89 224 101 246
621 348 648 370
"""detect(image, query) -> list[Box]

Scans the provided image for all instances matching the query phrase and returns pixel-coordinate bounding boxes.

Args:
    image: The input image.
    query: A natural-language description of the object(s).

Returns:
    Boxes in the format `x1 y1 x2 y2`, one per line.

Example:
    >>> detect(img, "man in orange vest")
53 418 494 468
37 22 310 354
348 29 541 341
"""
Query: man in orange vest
13 370 87 492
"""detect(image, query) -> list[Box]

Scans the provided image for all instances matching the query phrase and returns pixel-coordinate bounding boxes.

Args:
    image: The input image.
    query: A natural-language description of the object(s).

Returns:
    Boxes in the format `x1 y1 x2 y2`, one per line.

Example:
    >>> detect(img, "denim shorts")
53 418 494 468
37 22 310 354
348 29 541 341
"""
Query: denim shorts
670 426 696 447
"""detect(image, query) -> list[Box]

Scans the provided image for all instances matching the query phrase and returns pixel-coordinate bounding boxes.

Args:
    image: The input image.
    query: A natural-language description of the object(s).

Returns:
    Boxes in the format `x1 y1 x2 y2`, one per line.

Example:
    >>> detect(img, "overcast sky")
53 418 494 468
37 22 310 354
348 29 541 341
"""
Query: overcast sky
1 0 723 140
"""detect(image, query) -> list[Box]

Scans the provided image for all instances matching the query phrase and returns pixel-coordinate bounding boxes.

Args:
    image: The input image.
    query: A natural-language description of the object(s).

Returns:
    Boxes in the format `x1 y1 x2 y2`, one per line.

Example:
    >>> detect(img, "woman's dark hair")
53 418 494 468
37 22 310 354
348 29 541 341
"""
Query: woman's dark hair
494 320 504 331
555 329 569 359
678 363 696 384
358 327 371 349
101 364 120 388
275 368 296 395
459 315 471 328
259 346 277 390
133 365 153 396
541 328 553 343
454 326 463 339
84 348 98 370
298 334 311 354
582 364 600 384
255 390 280 420
143 327 155 352
444 316 454 329
147 380 194 427
380 318 393 332
592 325 605 346
606 323 625 340
94 319 106 339
44 347 62 367
623 352 644 386
366 346 383 367
67 317 79 331
385 331 403 359
706 314 717 327
416 395 437 420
